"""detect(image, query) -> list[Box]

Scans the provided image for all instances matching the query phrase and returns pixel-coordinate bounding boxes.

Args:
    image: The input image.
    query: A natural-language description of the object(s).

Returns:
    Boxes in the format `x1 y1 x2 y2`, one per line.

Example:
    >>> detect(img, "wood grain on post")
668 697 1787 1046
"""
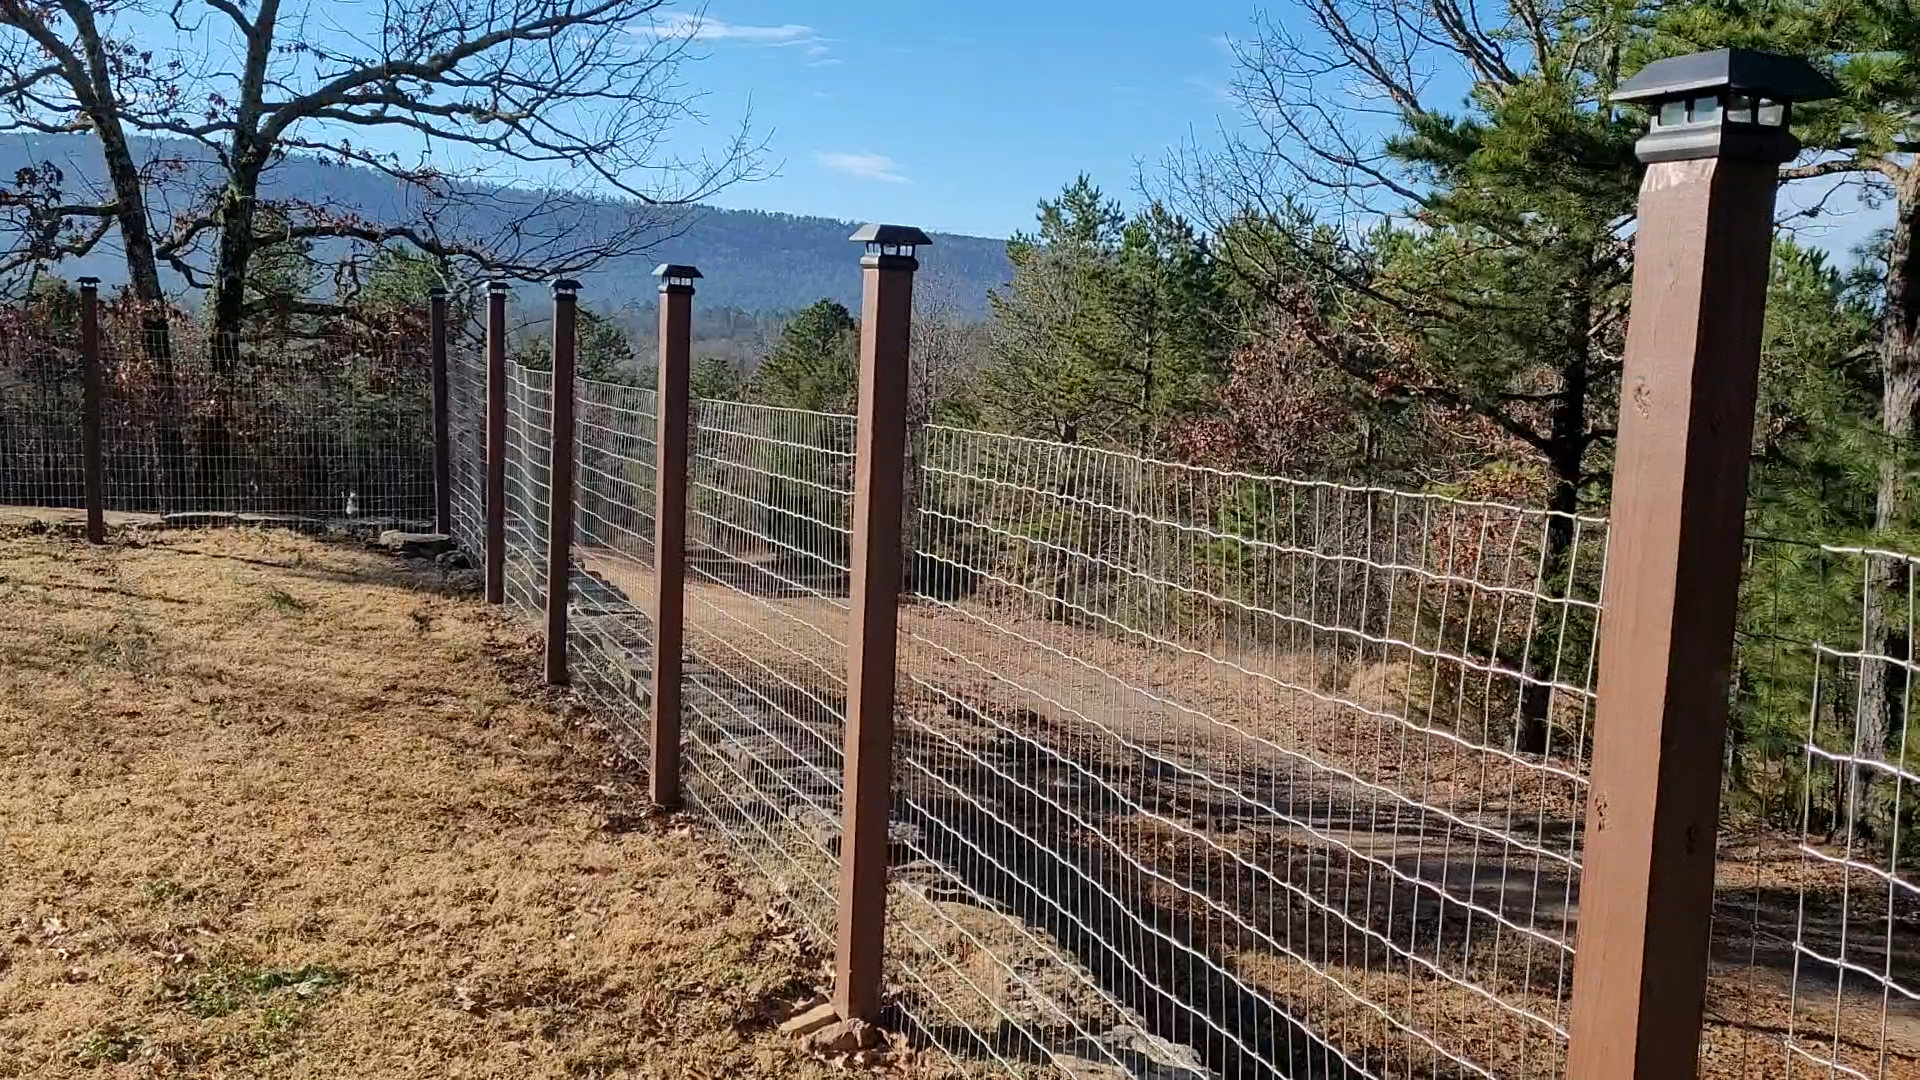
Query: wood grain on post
79 277 104 544
833 225 927 1022
544 280 580 686
1568 50 1831 1080
649 265 699 809
484 282 508 605
429 287 451 536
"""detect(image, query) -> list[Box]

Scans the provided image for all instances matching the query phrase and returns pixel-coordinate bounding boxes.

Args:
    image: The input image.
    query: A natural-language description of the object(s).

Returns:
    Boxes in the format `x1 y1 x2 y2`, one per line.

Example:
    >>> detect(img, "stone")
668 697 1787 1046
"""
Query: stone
378 530 455 557
807 1018 882 1054
436 549 472 569
778 1001 839 1038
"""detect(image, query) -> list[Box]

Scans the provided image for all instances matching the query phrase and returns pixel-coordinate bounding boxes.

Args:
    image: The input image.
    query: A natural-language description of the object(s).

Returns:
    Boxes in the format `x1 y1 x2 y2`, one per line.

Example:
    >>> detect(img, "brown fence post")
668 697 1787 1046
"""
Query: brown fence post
649 263 700 809
544 279 580 686
833 224 929 1022
429 286 451 536
484 281 509 605
1567 51 1836 1080
78 276 104 544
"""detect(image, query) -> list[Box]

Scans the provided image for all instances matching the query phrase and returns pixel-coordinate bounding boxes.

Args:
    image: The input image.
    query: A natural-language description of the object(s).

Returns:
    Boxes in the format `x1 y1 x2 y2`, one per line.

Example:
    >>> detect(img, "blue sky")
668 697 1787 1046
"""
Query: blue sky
666 2 1256 238
654 3 1891 257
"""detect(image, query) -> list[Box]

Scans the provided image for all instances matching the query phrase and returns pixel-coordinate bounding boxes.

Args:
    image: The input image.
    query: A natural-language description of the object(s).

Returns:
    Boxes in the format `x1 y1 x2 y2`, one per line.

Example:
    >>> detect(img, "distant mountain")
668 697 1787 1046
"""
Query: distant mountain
0 135 1012 317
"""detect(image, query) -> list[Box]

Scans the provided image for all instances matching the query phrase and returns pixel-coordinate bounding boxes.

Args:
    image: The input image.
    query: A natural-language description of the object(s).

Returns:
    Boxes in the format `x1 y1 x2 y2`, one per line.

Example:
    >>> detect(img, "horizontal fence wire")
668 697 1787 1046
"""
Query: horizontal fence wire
0 308 432 525
501 362 553 617
447 342 488 559
885 426 1605 1080
568 377 661 760
1712 539 1920 1080
1782 546 1920 1079
675 399 856 946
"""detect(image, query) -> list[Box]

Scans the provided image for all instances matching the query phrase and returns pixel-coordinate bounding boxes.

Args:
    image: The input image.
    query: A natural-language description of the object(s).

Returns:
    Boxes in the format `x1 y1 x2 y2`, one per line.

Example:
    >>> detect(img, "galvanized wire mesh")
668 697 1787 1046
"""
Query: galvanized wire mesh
675 399 856 945
885 426 1605 1080
0 307 433 525
568 377 660 758
501 362 554 615
1783 546 1920 1078
1711 539 1920 1080
447 343 489 558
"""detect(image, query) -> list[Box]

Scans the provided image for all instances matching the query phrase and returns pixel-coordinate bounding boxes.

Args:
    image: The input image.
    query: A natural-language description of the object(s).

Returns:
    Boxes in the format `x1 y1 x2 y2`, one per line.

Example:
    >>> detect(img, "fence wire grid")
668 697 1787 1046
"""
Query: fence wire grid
1 310 433 524
13 303 1920 1080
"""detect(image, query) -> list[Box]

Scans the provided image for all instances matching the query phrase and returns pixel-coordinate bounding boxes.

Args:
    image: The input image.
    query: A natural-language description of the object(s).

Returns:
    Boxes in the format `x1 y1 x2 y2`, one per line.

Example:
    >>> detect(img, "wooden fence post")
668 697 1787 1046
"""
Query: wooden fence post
833 224 929 1021
429 286 451 536
1567 50 1836 1080
650 263 700 809
485 281 508 605
79 276 104 544
545 279 580 686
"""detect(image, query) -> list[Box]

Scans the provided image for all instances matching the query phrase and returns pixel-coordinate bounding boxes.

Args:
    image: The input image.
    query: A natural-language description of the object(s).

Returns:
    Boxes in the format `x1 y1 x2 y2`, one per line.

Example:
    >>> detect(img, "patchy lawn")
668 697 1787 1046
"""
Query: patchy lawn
0 523 911 1079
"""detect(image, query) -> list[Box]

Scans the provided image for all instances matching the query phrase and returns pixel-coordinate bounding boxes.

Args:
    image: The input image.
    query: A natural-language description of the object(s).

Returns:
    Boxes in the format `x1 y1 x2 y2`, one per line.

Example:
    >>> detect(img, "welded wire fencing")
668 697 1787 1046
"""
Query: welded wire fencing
8 289 1914 1080
0 303 433 524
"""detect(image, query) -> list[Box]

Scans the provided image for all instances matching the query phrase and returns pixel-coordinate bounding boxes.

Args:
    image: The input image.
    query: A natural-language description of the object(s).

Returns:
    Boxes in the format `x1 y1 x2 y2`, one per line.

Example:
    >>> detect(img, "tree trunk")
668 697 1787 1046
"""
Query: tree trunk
199 164 262 509
1516 288 1592 756
1856 169 1920 836
89 91 185 509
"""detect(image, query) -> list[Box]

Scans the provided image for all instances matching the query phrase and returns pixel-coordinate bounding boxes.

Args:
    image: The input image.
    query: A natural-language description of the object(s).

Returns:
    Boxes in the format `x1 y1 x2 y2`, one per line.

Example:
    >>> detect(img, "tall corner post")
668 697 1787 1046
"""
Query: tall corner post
832 225 929 1021
544 279 581 686
79 276 104 544
649 264 700 809
429 286 451 536
484 281 509 606
1567 49 1835 1080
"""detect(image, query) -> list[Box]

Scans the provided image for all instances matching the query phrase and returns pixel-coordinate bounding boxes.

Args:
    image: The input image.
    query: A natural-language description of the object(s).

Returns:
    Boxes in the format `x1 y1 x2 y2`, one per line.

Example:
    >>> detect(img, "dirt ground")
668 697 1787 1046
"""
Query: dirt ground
0 520 930 1079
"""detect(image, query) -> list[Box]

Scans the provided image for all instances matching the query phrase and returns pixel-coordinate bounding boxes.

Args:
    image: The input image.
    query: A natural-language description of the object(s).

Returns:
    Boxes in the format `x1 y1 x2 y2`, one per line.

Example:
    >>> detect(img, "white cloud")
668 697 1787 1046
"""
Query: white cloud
647 13 815 44
809 58 842 67
805 42 830 57
815 151 909 184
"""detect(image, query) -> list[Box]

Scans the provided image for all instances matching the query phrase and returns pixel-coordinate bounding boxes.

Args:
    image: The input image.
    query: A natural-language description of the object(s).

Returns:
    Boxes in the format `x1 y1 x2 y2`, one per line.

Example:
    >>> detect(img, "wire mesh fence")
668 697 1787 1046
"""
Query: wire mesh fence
881 428 1604 1079
674 399 857 946
1700 538 1920 1079
0 305 433 524
12 294 1914 1079
566 377 661 758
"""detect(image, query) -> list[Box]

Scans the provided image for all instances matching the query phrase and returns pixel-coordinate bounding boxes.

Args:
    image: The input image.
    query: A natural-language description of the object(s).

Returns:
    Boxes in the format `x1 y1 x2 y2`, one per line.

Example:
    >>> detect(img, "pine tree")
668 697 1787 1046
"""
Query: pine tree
751 299 858 412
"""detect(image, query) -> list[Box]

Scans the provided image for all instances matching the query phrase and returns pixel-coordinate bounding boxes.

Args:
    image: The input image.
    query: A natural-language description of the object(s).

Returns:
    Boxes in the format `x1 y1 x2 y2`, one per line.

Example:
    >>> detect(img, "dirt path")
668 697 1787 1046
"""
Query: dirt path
0 524 930 1080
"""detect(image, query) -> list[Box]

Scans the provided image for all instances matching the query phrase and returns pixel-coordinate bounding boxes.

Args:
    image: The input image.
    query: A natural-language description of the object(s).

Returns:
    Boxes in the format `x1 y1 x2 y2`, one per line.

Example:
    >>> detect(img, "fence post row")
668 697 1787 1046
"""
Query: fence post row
544 279 581 686
832 224 929 1022
1566 51 1838 1079
78 276 104 544
429 286 452 537
650 263 700 809
484 281 509 606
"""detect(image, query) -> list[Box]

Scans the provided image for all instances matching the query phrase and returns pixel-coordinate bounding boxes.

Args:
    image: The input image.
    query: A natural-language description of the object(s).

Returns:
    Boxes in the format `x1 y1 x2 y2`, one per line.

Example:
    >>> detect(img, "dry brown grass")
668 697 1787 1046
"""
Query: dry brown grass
0 523 942 1080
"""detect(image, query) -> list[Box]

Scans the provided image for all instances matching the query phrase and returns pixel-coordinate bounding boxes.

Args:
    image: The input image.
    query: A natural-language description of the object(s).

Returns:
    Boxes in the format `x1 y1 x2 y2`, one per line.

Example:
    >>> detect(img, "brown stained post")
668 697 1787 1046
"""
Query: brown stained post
544 280 580 686
649 264 700 809
79 277 104 544
833 224 929 1022
1568 51 1834 1080
484 281 509 605
429 287 451 535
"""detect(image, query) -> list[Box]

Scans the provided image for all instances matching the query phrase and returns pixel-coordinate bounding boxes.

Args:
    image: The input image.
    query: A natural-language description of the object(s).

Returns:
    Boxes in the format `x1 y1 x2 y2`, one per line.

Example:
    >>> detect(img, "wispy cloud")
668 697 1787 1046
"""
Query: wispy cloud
815 151 909 184
805 42 830 57
1185 74 1235 104
647 13 815 44
809 58 843 67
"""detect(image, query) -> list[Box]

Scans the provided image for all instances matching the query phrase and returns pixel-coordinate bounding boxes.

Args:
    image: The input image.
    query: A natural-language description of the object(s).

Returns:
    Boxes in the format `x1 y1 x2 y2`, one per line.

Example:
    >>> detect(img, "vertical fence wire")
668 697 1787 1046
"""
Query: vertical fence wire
884 427 1605 1080
501 362 553 615
1 308 434 525
1781 546 1920 1079
673 399 855 946
567 377 660 759
447 338 490 558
